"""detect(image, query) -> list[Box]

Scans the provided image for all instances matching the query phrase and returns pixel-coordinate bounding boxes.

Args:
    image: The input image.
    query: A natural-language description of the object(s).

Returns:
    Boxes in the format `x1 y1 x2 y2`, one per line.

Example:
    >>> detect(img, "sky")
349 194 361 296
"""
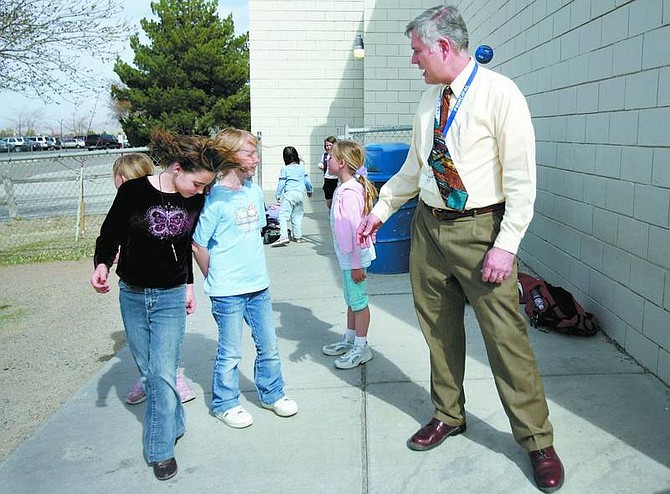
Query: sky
0 0 249 136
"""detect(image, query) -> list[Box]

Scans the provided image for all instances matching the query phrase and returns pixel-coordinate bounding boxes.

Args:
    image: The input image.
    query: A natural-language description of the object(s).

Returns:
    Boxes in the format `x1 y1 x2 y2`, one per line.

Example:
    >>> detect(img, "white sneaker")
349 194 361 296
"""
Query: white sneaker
322 339 353 356
215 405 253 428
262 396 298 417
271 237 290 247
335 345 373 369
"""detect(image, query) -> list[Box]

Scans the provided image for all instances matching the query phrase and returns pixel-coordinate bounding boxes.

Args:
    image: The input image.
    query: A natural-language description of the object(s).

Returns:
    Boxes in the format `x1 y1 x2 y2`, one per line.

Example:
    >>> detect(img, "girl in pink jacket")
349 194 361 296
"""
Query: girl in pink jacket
321 141 378 369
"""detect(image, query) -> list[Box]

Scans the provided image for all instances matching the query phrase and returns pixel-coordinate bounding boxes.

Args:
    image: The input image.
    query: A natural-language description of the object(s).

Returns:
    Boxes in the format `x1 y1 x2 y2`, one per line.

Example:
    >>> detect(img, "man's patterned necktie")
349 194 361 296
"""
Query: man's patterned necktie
428 86 468 211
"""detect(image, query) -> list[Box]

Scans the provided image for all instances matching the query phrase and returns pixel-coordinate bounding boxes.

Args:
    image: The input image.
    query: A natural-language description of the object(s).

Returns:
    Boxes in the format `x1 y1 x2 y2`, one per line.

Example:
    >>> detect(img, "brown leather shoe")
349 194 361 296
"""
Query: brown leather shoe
153 457 178 481
529 446 564 493
406 418 466 451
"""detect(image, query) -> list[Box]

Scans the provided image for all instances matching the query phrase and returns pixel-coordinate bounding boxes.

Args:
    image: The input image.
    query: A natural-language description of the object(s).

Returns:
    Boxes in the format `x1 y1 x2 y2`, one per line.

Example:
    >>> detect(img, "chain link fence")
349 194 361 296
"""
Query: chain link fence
343 125 412 146
0 148 153 265
0 127 413 265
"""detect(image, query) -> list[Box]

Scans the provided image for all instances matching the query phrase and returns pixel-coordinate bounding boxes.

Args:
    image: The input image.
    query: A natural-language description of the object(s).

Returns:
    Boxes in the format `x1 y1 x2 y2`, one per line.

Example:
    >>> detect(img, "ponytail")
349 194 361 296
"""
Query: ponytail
357 175 378 215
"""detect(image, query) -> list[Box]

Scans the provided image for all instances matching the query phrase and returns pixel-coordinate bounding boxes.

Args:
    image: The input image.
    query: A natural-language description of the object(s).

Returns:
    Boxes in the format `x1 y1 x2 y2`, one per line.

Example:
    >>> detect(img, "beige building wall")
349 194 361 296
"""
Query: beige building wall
249 0 365 190
250 0 670 385
359 1 432 128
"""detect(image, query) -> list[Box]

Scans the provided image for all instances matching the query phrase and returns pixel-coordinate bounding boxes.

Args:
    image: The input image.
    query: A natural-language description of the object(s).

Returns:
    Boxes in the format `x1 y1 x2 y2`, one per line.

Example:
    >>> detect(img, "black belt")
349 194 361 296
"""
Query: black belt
423 201 505 220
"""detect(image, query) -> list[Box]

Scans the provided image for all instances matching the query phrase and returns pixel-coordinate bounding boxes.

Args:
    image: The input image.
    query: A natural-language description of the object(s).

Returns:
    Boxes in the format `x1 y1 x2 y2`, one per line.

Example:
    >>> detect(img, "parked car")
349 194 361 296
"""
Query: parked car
17 140 36 152
2 136 26 152
86 133 122 151
62 137 85 149
26 136 49 151
24 137 37 150
0 138 30 153
46 137 61 150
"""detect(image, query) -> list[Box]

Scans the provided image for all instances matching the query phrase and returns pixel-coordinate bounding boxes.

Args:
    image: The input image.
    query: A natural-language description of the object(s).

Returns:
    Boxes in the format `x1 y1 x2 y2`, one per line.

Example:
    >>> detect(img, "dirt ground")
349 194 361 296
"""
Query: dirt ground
0 260 123 461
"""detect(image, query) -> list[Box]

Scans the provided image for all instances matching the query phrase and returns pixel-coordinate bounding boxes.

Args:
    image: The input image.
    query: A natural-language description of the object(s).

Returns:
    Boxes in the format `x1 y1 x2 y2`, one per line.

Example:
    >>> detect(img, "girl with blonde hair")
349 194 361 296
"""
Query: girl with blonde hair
321 140 378 369
192 128 298 429
112 153 155 189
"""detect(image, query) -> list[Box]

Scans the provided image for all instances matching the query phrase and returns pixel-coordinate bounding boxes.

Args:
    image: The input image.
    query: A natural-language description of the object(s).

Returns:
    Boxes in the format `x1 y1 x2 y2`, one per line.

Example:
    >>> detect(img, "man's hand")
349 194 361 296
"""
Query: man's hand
481 246 516 284
356 213 382 247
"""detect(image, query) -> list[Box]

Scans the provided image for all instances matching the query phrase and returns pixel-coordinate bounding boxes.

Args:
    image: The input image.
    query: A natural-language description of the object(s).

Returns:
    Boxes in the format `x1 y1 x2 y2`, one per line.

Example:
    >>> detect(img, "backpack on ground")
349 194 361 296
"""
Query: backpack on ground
517 272 599 336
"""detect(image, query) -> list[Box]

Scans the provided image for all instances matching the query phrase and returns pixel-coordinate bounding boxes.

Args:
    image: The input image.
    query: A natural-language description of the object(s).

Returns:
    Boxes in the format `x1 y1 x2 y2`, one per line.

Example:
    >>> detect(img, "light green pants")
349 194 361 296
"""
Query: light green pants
409 203 553 452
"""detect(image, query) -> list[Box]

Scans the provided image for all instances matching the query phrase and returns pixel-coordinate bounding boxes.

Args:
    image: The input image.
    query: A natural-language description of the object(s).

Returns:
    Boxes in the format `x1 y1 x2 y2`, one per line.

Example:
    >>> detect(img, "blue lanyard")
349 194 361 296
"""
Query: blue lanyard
435 62 479 139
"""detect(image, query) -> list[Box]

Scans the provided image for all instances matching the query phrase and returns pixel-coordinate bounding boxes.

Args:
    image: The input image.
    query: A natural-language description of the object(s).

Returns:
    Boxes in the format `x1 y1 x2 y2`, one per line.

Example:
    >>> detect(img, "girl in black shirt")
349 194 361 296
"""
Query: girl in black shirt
91 130 237 481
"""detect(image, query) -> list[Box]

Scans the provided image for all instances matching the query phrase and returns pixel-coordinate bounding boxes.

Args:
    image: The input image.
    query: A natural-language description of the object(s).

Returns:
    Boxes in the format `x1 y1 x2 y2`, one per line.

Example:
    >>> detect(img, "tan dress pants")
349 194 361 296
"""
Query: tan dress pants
409 203 553 452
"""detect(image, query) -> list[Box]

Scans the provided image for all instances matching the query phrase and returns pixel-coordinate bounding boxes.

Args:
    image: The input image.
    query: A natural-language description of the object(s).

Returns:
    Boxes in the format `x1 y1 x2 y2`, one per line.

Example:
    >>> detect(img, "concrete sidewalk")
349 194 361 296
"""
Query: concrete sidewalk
1 196 669 493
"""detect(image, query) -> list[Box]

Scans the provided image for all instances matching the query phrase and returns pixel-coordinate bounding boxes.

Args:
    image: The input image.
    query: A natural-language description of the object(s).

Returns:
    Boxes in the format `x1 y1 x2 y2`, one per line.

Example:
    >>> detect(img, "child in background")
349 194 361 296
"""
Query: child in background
192 128 298 429
317 136 338 209
271 146 313 247
321 140 378 369
112 153 197 406
112 153 155 190
111 154 154 268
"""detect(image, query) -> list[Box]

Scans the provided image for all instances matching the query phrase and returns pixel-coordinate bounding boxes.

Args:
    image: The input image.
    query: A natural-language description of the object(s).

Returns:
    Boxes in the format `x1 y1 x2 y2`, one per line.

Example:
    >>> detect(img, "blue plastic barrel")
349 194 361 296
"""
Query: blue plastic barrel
364 143 415 274
365 142 411 175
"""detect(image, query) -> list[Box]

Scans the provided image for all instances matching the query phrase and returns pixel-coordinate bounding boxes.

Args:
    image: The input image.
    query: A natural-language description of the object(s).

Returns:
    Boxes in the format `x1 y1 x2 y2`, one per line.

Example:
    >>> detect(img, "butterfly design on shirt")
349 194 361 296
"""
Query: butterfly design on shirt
146 205 188 239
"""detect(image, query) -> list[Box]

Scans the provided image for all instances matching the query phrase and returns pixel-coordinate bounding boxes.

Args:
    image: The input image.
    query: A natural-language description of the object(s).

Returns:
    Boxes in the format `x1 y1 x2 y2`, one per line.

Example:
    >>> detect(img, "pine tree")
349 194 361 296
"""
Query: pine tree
111 0 249 145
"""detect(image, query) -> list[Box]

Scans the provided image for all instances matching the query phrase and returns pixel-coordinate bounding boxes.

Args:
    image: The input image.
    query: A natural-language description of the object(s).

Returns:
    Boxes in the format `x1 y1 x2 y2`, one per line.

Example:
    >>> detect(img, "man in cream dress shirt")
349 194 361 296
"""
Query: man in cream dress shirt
357 6 564 493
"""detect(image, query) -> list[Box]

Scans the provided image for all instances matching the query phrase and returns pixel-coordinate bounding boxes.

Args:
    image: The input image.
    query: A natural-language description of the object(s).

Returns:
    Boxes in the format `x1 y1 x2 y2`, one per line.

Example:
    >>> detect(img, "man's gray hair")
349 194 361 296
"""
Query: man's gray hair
405 5 469 51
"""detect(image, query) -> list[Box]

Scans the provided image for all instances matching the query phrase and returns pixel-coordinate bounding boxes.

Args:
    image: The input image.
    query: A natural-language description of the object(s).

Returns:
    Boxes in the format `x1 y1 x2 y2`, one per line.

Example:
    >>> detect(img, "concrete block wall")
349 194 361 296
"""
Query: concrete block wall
457 0 669 384
249 0 670 384
249 0 440 187
361 0 437 127
249 0 365 190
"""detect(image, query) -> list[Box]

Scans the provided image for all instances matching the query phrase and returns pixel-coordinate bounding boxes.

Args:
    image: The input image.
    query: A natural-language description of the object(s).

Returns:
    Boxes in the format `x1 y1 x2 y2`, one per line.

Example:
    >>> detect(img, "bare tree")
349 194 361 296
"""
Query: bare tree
0 0 129 100
11 107 44 135
68 112 89 137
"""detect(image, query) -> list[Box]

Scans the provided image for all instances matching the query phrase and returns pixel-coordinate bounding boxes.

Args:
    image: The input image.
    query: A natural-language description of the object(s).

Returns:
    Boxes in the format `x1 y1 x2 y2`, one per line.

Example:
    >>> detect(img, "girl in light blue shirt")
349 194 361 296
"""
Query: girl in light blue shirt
271 146 313 246
192 128 297 430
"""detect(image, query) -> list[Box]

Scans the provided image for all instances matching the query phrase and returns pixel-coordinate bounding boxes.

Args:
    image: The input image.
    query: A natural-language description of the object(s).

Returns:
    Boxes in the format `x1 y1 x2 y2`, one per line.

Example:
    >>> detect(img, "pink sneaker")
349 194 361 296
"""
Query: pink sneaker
125 380 146 405
177 369 196 403
126 371 195 404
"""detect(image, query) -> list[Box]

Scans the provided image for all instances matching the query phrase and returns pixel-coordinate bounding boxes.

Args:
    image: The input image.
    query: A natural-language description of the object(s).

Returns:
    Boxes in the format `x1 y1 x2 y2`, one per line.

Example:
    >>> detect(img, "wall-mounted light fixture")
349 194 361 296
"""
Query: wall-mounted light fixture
353 34 365 59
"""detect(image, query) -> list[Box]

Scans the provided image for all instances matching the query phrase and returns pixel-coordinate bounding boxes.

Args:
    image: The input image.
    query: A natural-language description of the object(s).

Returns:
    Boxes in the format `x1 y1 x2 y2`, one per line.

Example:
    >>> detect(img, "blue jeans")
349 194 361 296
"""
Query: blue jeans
210 288 286 413
119 280 186 463
278 189 305 239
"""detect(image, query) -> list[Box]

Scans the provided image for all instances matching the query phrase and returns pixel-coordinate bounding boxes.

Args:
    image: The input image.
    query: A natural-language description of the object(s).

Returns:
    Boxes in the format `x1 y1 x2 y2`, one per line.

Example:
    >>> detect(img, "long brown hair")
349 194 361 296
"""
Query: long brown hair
149 128 240 176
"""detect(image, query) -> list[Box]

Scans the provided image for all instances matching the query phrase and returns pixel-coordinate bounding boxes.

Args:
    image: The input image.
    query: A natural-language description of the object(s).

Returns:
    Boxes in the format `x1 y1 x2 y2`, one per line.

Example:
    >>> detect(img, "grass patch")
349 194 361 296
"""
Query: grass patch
0 215 104 266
